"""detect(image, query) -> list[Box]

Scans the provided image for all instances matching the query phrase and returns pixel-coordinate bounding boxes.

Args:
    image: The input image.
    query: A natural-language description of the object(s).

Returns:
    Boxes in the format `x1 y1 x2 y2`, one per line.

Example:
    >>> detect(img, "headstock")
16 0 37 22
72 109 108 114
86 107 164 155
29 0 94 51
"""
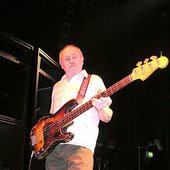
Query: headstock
131 56 169 81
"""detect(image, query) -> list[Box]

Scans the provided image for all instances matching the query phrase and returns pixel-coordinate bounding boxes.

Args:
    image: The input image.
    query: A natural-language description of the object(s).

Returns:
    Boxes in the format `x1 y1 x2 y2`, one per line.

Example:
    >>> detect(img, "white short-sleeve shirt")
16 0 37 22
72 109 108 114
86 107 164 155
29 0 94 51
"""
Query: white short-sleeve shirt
50 70 112 152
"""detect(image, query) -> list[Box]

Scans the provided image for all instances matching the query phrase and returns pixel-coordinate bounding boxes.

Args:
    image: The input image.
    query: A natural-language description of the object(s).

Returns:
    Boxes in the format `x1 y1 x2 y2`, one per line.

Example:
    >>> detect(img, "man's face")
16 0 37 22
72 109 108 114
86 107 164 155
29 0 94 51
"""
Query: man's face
59 46 84 78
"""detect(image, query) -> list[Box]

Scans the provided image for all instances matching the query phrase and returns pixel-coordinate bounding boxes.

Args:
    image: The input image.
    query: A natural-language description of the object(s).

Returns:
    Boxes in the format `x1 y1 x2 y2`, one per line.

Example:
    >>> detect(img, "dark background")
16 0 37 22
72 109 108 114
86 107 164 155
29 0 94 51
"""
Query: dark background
0 0 170 169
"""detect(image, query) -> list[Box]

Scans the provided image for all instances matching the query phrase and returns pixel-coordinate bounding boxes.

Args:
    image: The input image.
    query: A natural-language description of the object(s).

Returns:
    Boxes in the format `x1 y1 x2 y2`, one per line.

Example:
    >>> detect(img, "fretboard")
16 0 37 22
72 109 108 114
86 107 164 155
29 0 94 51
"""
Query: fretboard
60 74 133 125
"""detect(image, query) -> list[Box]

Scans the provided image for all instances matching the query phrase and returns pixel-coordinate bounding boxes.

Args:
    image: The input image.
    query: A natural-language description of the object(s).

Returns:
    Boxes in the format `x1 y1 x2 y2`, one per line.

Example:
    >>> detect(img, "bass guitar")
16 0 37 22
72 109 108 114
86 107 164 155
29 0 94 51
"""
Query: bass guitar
30 55 169 159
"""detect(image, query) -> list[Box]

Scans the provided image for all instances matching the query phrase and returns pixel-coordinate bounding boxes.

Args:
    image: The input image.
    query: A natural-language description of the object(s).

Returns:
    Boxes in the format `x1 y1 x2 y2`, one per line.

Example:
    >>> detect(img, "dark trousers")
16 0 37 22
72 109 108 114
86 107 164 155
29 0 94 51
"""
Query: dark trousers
45 144 94 170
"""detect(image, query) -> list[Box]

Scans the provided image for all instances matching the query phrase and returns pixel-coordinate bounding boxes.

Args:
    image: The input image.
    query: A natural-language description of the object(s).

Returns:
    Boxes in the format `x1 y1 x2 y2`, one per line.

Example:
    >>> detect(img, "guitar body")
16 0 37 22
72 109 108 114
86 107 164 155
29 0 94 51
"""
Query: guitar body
30 99 78 159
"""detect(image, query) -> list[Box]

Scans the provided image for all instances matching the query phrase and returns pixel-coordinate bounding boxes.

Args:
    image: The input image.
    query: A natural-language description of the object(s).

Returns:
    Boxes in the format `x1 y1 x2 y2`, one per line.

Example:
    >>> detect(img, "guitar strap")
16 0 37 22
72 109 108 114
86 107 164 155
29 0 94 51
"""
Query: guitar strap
77 74 91 104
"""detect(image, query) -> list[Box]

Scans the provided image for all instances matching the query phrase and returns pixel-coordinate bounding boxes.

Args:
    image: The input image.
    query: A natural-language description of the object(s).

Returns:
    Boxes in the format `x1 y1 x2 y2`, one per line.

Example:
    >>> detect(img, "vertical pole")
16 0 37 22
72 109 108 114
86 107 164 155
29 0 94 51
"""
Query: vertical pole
138 146 141 170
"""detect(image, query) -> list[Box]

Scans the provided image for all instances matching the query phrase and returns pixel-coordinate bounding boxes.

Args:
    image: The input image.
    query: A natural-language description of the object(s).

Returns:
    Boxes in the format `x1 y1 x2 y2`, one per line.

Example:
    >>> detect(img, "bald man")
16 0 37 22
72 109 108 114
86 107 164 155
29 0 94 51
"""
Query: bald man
46 45 113 170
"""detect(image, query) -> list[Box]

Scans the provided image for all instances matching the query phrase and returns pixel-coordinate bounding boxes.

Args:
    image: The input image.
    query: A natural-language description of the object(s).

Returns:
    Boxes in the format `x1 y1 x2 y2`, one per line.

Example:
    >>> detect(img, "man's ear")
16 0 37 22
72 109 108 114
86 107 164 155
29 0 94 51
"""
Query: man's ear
81 56 84 64
59 59 64 69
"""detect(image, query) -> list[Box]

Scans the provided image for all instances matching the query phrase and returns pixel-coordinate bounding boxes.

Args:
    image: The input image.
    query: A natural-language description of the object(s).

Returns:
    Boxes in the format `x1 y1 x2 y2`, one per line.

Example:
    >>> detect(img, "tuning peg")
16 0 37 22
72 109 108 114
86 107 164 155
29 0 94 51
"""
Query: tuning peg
143 58 149 64
136 61 142 67
150 56 157 60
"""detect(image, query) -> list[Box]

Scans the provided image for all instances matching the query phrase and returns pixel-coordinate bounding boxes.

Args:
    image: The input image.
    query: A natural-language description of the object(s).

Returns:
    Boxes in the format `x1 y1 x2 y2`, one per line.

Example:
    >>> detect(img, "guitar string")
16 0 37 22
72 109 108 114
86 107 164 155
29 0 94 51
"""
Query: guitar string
33 76 132 143
33 76 132 145
33 100 93 143
35 59 165 139
33 76 132 144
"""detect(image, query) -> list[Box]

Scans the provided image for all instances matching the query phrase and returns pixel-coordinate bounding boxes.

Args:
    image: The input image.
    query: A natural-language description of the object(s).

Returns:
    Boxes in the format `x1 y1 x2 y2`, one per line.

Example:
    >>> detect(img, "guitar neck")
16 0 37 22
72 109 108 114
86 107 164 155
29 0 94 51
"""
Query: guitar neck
61 74 133 125
96 74 133 98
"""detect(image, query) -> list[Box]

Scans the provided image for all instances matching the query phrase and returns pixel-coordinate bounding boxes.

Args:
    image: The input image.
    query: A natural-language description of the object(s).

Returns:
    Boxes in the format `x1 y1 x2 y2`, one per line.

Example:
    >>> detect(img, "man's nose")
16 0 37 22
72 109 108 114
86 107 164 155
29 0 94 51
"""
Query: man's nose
69 57 74 63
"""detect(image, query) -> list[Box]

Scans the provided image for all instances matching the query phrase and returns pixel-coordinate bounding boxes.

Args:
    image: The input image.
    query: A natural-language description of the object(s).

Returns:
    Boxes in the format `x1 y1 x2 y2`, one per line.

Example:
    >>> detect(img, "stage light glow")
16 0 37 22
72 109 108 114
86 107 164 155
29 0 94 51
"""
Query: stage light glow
145 151 153 158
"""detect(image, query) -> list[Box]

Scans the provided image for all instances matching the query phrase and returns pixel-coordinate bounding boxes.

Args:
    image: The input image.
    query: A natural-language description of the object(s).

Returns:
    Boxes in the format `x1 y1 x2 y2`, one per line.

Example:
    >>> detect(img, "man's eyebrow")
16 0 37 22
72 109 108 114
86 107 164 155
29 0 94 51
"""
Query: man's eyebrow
72 53 78 56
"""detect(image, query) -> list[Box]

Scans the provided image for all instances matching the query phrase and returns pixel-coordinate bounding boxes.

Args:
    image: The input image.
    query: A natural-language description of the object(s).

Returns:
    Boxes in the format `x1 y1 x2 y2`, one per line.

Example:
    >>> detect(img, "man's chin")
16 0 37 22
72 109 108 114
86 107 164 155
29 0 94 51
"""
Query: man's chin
69 66 77 72
69 68 81 75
